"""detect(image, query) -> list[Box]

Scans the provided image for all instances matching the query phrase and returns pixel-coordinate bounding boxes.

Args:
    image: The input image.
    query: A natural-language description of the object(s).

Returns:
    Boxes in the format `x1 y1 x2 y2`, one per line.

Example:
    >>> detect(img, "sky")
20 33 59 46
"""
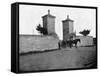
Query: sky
19 5 96 40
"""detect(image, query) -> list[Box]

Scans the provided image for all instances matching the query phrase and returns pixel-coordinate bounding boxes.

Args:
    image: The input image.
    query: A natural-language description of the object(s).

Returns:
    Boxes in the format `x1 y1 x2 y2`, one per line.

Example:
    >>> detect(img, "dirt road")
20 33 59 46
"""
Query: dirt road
20 46 96 71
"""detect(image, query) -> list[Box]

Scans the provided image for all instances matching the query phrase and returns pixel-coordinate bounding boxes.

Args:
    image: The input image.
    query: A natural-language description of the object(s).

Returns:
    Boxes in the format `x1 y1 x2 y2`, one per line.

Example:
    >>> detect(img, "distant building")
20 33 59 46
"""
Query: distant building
42 10 56 34
62 15 74 41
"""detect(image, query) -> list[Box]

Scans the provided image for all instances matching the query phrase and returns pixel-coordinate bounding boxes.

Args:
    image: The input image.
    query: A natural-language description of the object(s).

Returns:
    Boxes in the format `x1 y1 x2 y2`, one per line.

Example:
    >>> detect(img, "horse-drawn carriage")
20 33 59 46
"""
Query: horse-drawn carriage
58 38 81 49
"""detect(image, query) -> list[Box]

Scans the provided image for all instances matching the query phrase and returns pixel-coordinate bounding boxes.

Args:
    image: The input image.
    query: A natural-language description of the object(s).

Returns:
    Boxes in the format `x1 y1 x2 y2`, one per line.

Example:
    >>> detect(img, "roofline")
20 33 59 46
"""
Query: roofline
42 15 56 18
62 20 74 22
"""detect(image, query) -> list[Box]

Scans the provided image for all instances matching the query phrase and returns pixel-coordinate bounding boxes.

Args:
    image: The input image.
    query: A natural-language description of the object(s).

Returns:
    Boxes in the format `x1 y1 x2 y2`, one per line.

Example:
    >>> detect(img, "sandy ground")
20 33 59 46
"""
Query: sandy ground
19 46 96 71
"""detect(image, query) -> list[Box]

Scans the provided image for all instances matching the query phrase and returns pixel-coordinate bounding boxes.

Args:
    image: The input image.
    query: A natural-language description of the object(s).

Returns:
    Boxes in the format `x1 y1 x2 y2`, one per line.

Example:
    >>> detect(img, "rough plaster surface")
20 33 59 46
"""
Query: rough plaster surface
19 35 59 53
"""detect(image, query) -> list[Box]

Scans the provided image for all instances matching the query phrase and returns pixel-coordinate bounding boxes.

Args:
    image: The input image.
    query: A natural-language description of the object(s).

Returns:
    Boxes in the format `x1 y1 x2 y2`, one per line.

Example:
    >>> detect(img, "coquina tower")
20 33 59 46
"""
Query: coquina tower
42 10 56 34
62 15 74 41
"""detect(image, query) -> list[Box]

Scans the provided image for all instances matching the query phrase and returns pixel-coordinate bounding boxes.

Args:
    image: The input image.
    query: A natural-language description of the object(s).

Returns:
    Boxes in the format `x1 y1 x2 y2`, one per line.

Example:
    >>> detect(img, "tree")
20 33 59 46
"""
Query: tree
36 24 48 35
79 29 90 36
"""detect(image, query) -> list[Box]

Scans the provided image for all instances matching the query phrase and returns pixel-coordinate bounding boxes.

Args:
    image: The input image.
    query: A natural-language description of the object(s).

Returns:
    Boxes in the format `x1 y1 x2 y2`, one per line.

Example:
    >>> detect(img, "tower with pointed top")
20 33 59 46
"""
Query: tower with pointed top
42 10 56 34
62 15 74 41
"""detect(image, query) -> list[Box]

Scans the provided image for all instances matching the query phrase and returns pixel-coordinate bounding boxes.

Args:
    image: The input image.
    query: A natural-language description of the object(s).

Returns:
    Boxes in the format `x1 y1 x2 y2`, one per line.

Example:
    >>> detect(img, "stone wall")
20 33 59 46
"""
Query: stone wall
19 35 59 53
75 36 93 46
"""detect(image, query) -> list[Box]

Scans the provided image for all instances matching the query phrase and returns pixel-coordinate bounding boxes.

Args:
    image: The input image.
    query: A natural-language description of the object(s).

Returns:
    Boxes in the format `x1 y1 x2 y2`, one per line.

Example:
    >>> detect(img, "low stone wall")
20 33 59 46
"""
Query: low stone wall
76 36 93 46
19 35 59 53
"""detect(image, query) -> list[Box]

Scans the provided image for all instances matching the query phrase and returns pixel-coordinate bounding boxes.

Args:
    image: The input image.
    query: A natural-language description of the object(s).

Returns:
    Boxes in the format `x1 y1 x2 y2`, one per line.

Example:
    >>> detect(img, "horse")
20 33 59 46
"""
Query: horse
66 39 81 48
72 39 81 48
58 39 81 49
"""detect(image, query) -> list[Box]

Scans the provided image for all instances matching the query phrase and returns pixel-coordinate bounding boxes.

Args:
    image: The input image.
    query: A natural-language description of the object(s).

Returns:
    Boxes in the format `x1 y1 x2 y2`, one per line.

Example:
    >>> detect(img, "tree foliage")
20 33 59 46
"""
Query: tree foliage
36 24 48 35
79 29 90 36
